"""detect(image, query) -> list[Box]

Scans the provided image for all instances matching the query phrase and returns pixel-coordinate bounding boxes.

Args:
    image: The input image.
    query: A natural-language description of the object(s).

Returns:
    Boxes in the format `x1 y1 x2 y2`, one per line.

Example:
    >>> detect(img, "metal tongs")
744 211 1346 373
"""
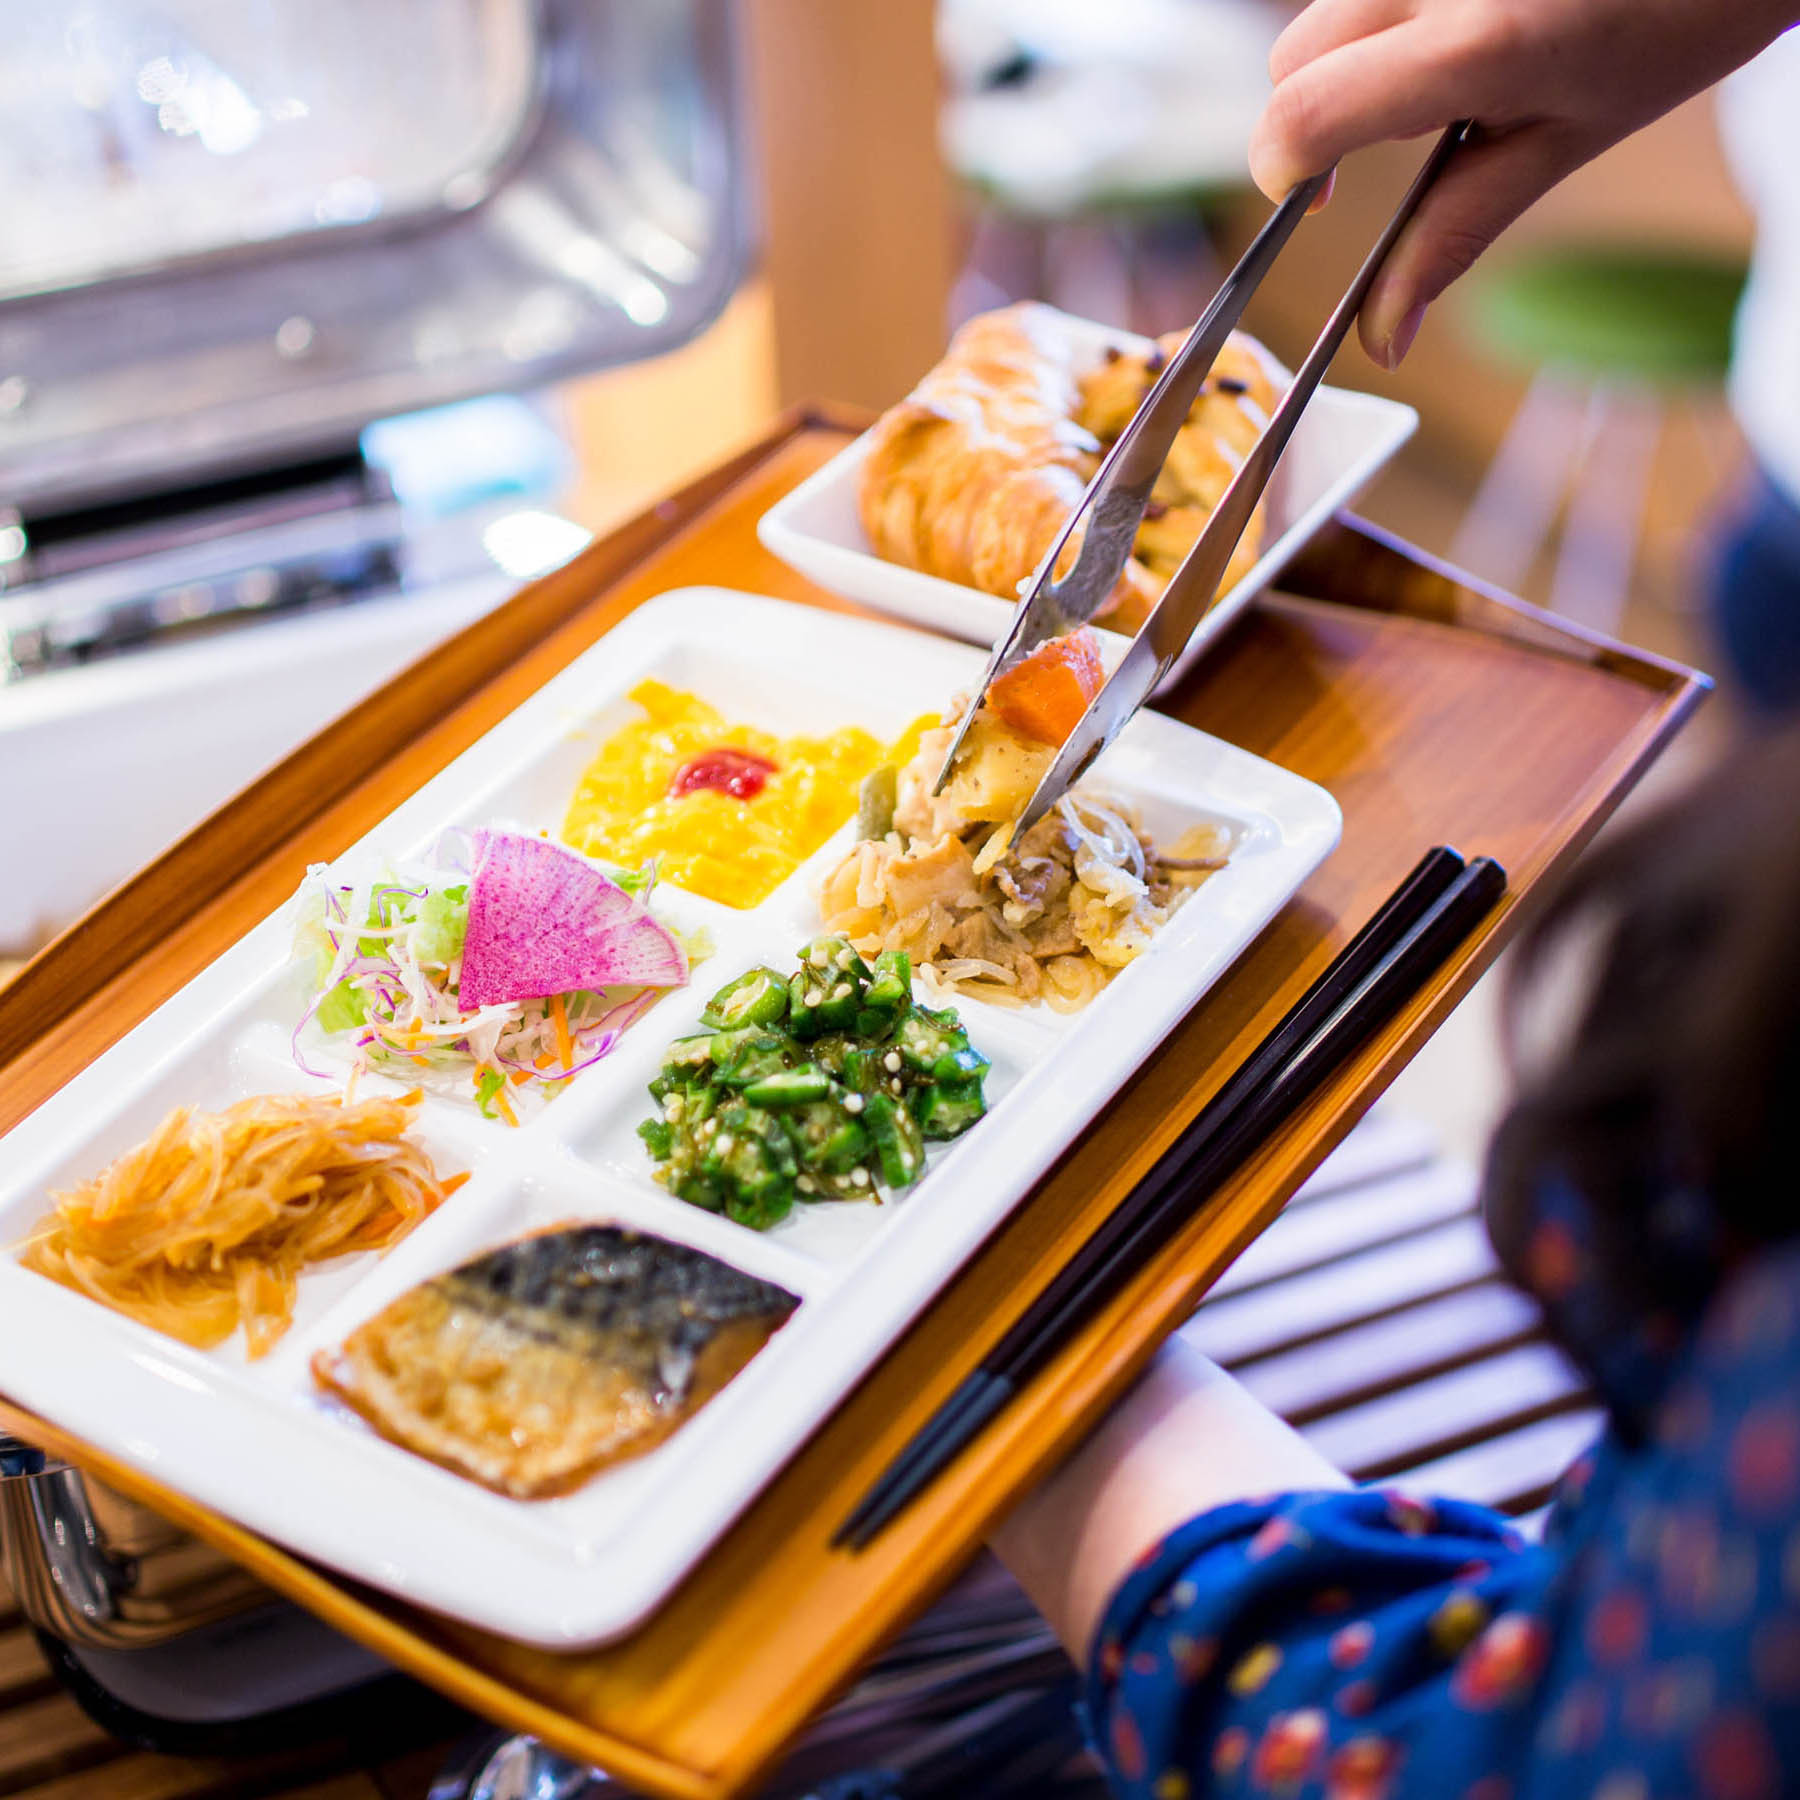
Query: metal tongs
934 121 1475 831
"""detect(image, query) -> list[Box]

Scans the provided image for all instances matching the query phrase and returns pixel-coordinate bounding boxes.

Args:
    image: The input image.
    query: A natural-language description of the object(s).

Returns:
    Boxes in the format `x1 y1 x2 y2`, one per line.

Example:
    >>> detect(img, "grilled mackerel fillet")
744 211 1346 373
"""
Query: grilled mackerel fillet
314 1224 798 1498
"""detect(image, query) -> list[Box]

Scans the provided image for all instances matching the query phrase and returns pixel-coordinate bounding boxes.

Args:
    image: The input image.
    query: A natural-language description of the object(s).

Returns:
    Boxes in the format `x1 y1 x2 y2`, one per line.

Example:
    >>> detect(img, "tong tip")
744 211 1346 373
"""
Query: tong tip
930 724 967 797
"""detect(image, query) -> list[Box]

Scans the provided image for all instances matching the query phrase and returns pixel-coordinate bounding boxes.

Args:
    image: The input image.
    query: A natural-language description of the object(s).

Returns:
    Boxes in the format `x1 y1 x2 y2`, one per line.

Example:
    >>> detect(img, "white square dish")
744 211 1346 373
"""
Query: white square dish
0 587 1340 1648
758 311 1417 687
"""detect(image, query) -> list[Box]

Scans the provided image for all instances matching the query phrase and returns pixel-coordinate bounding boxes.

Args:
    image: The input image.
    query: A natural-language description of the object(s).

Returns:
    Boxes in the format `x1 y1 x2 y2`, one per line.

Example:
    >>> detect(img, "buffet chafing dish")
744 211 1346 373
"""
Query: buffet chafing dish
0 1432 265 1649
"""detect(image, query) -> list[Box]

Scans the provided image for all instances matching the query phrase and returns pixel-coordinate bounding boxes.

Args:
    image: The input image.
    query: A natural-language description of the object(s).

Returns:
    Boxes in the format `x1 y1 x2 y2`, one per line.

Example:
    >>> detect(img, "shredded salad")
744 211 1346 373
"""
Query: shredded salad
293 832 695 1122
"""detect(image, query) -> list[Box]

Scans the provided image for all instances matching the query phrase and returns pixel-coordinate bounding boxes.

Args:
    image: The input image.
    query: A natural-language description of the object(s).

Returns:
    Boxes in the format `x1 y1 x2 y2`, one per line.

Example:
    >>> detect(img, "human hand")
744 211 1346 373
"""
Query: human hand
1250 0 1800 367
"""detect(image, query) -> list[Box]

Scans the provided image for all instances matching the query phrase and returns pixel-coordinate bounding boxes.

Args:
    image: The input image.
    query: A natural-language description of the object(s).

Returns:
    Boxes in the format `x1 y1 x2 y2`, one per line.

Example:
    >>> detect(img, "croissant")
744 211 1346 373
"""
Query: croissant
857 302 1281 632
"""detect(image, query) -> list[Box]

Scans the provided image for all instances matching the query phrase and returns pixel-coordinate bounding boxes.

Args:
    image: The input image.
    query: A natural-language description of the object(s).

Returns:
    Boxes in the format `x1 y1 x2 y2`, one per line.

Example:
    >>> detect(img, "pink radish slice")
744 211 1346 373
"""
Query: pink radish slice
459 832 687 1007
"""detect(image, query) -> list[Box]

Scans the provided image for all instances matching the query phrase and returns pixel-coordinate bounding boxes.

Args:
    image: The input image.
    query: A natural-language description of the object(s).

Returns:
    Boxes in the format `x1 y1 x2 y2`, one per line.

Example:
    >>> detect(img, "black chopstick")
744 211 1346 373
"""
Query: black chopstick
834 845 1468 1546
834 847 1505 1549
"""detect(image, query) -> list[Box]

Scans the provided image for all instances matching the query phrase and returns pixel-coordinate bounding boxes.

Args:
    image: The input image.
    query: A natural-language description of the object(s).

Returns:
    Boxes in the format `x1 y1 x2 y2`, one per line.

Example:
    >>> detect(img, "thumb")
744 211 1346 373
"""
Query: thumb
1360 123 1584 368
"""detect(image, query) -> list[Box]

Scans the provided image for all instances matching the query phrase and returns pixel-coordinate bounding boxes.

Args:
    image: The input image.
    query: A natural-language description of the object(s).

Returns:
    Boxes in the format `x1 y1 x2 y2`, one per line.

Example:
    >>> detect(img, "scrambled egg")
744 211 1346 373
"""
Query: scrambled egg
562 681 891 908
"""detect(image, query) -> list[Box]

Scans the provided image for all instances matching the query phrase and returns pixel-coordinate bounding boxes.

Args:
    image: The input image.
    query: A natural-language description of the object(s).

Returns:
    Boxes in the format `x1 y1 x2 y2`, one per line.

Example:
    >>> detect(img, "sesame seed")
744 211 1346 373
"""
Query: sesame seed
810 947 829 968
831 982 851 1000
883 1051 902 1072
714 1135 735 1156
842 1093 865 1114
803 991 821 1008
851 1167 869 1187
797 1175 817 1194
890 1079 903 1094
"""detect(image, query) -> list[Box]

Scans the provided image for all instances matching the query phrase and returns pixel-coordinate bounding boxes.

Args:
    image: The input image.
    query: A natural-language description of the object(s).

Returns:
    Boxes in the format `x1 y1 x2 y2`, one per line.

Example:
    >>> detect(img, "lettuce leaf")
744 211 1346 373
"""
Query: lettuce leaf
317 980 368 1033
412 883 469 967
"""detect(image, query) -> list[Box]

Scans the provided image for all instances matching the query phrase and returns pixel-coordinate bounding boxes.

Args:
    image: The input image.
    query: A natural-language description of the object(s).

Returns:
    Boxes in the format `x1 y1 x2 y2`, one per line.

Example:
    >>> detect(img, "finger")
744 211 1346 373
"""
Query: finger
1250 20 1477 200
1359 124 1588 367
1269 0 1415 87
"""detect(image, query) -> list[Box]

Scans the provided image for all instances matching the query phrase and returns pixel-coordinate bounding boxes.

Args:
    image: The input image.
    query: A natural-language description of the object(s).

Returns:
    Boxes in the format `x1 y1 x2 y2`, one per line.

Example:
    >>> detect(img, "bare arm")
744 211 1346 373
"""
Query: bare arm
987 1336 1346 1664
1249 0 1800 367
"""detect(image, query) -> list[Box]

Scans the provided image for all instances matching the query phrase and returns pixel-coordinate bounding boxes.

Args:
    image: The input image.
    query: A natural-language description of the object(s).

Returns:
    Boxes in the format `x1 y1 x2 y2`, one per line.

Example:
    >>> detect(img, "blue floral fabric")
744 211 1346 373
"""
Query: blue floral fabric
1084 1239 1800 1799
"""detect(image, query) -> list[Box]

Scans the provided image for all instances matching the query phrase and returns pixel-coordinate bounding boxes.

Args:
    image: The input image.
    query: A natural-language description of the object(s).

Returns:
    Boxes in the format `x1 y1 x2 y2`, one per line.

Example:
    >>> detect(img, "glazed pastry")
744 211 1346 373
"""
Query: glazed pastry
1075 329 1276 599
857 302 1280 631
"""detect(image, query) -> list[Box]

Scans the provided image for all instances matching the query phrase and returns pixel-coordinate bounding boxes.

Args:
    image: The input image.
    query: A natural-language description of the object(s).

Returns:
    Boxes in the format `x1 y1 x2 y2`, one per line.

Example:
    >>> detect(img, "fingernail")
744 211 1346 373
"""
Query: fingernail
1383 304 1427 370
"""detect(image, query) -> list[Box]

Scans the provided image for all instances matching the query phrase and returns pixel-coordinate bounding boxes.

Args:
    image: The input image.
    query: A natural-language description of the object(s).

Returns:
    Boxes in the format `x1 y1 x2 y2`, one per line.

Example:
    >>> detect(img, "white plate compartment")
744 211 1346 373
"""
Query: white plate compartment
0 587 1340 1647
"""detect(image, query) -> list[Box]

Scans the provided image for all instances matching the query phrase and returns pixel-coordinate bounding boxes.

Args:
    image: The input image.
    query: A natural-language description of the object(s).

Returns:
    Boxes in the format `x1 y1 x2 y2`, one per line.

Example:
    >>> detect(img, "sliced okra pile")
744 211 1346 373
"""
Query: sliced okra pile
636 937 990 1230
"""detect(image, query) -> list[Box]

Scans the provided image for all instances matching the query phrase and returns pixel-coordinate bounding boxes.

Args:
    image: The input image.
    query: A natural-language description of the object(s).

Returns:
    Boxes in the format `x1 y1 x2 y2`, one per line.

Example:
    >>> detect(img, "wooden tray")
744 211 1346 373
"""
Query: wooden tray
0 410 1706 1800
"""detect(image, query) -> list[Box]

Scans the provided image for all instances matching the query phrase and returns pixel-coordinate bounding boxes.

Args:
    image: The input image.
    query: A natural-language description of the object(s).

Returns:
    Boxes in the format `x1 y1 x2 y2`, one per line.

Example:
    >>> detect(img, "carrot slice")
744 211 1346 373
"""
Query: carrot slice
985 628 1106 747
550 991 574 1071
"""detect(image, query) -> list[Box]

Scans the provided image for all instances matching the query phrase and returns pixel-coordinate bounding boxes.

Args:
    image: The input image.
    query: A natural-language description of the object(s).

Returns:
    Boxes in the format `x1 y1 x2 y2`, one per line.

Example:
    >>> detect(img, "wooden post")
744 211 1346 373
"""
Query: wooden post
741 0 955 410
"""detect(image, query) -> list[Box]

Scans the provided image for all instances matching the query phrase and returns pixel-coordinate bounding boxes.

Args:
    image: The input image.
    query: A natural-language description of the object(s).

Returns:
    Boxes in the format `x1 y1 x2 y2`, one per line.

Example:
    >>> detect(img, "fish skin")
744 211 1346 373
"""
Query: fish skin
314 1224 798 1499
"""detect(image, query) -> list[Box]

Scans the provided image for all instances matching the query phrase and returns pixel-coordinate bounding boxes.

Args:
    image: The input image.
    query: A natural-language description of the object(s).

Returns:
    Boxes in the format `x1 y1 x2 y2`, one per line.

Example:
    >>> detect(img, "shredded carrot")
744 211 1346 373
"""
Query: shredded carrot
534 1051 557 1070
440 1172 471 1198
19 1090 455 1357
494 1087 520 1129
509 1068 533 1086
550 992 573 1071
344 1207 405 1249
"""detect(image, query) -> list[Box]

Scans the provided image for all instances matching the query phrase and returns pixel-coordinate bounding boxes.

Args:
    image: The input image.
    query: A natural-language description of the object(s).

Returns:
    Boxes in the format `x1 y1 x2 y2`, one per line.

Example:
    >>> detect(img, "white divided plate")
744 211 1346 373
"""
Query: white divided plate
758 311 1417 688
0 588 1340 1648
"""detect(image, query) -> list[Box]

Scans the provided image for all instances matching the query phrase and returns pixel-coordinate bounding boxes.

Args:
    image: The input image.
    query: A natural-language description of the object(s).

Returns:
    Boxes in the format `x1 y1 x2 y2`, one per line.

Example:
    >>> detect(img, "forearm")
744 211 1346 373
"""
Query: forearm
987 1335 1346 1664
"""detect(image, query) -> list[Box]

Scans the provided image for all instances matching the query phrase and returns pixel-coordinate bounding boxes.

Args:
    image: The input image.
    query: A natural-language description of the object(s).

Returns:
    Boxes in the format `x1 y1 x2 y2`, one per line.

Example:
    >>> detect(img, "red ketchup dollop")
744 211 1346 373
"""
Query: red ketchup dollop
668 746 778 802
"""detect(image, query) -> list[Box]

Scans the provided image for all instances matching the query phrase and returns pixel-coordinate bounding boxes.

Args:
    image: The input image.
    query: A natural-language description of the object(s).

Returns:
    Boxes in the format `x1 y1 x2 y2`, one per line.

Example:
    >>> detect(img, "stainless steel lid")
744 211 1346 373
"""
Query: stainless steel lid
0 0 749 513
